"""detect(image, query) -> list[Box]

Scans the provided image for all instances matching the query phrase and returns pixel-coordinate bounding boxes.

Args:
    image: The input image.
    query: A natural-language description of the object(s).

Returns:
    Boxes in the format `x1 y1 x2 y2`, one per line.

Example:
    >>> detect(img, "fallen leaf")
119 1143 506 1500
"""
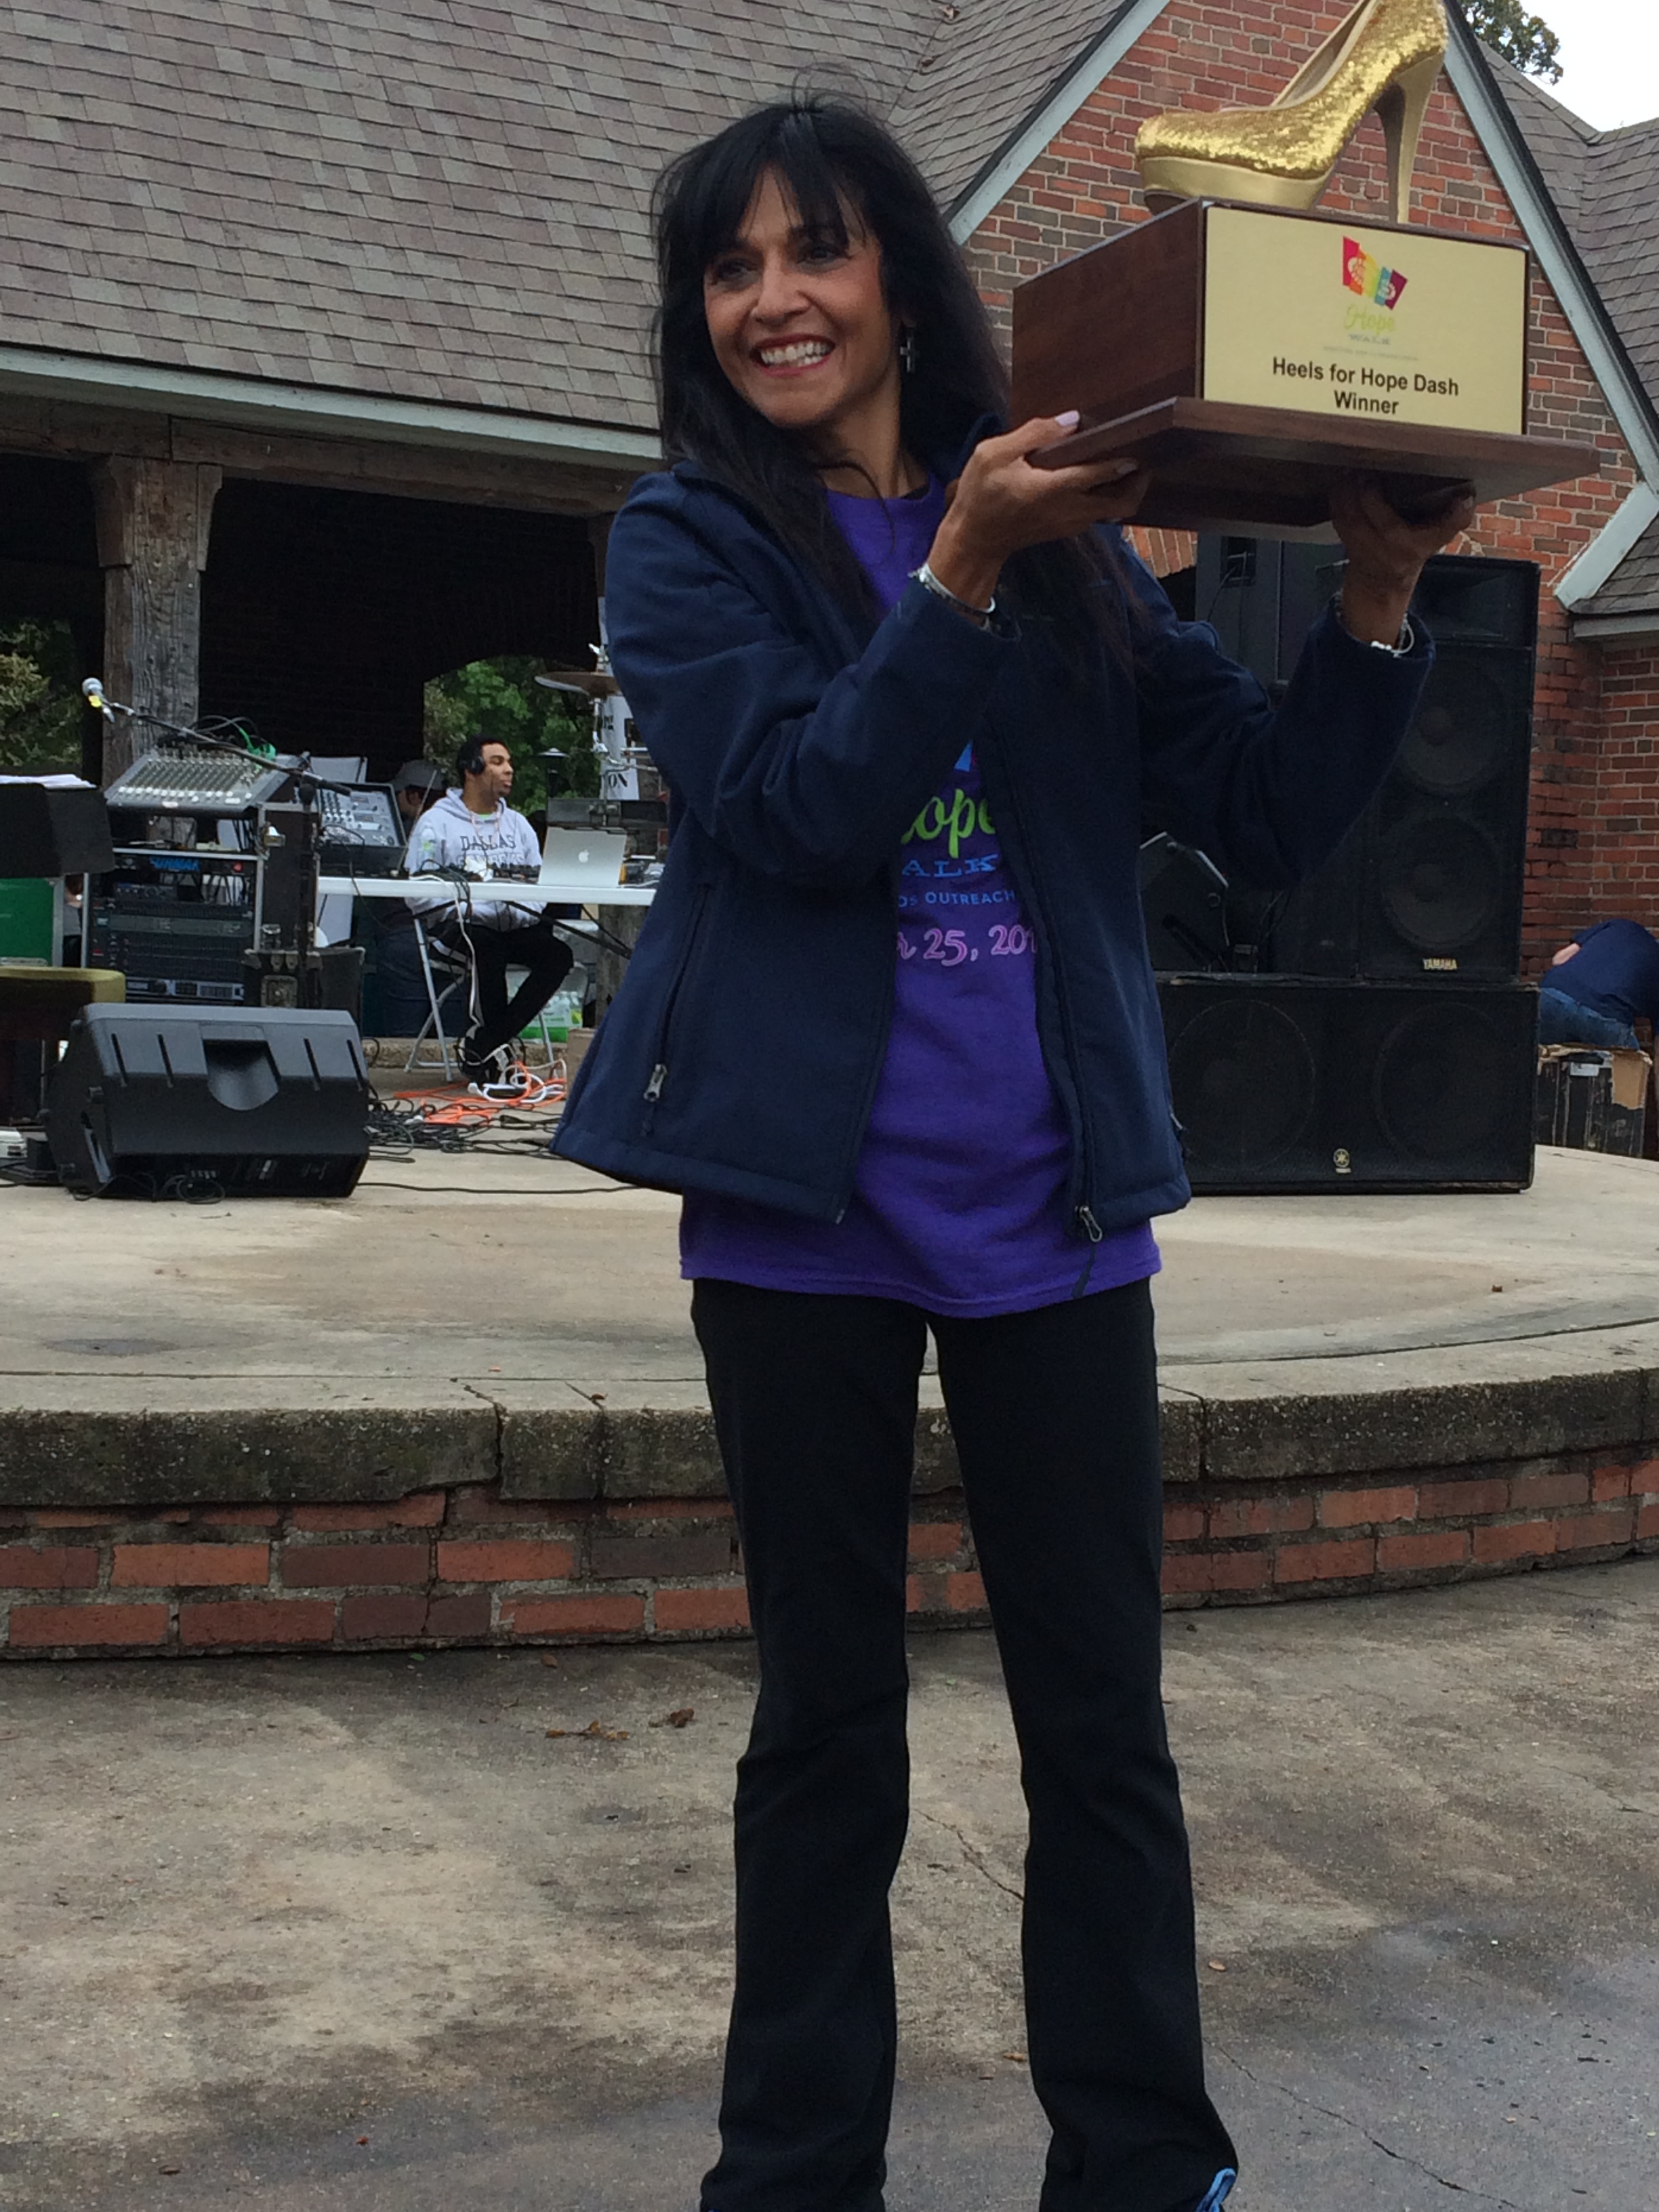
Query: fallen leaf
651 1706 695 1728
547 1719 629 1741
357 2135 370 2146
1003 2049 1027 2064
1206 1959 1227 1971
540 1654 559 1666
159 2167 182 2177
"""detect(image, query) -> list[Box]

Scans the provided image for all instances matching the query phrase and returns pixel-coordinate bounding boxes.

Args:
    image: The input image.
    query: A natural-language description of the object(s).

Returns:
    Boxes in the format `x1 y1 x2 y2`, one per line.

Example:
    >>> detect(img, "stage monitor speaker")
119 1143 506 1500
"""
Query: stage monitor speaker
1139 833 1230 970
45 1004 371 1198
0 782 117 877
1197 548 1539 983
1159 976 1537 1193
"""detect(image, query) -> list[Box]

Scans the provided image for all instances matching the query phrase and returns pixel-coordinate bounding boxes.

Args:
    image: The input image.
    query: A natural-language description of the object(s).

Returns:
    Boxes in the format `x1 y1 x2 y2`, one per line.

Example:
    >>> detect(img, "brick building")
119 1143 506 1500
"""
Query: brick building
951 2 1659 971
0 1 1653 967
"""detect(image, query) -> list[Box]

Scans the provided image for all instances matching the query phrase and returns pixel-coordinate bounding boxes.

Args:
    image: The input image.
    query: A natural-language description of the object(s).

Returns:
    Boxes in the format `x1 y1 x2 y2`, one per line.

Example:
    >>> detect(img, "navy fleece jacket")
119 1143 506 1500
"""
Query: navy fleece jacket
553 458 1433 1231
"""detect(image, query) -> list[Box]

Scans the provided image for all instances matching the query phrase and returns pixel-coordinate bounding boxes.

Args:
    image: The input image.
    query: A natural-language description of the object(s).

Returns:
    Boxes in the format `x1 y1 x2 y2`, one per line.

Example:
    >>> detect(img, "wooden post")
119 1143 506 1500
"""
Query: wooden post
90 457 222 778
592 903 646 1022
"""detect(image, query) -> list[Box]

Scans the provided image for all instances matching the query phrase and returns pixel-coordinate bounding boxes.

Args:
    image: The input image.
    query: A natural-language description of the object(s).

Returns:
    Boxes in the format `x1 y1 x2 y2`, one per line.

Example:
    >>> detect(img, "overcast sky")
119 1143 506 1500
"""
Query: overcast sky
1540 0 1659 129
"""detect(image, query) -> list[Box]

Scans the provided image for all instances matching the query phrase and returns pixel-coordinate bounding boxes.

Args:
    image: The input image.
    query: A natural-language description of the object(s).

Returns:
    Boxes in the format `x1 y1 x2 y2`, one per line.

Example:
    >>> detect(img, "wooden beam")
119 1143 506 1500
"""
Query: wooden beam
0 394 640 514
89 457 222 775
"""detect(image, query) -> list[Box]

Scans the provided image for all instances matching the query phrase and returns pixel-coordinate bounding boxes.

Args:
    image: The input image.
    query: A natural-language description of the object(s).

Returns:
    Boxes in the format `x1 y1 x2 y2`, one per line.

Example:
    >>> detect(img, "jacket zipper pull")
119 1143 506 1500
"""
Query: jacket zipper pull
1076 1205 1105 1244
644 1063 667 1103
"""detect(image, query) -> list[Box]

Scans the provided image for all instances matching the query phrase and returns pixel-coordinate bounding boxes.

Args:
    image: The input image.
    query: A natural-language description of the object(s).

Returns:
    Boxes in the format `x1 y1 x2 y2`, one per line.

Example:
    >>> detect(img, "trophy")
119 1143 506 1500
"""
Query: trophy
1012 0 1597 531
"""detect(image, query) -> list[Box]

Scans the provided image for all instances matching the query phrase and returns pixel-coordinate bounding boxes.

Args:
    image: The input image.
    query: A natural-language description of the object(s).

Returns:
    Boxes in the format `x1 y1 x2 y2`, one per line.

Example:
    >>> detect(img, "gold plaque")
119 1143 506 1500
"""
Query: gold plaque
1010 199 1592 535
1201 206 1525 435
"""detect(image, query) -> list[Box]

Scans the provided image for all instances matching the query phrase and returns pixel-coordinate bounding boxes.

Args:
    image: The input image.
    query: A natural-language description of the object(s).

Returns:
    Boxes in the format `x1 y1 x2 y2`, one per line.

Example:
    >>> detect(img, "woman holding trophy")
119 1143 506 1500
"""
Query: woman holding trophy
555 91 1472 2212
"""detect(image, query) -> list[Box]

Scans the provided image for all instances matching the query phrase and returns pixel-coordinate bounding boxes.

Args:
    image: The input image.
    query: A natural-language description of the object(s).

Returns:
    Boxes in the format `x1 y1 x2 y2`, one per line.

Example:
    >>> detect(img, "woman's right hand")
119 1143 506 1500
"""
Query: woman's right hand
925 416 1150 610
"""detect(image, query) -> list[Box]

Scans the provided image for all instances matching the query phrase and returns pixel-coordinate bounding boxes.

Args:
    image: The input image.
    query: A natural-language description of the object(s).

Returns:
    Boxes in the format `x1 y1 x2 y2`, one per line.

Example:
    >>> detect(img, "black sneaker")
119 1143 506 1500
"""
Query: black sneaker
457 1029 497 1084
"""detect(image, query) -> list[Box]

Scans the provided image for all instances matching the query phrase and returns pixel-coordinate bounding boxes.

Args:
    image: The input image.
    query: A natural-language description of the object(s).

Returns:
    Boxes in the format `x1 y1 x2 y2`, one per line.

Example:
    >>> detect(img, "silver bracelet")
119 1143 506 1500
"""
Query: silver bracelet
1335 593 1414 657
911 561 996 626
1365 616 1416 658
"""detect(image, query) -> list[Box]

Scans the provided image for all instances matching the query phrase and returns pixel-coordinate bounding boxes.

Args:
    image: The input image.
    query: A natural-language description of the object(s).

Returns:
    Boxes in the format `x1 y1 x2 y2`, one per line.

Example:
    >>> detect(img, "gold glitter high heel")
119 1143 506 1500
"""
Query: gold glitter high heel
1135 0 1446 226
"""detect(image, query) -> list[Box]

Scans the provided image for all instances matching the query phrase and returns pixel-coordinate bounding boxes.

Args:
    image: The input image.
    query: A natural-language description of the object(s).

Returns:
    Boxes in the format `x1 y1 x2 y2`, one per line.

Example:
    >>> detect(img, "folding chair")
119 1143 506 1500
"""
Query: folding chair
404 914 472 1080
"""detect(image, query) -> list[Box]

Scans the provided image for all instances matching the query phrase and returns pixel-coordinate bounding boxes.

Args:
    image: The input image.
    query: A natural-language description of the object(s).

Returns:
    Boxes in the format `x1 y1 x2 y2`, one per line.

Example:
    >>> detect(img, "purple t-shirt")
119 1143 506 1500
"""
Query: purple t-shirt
678 476 1158 1315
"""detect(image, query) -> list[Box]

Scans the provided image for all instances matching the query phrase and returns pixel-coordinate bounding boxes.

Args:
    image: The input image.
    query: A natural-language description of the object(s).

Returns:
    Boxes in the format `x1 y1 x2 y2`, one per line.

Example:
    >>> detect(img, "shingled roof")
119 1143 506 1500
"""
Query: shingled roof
1494 59 1659 622
0 0 1107 447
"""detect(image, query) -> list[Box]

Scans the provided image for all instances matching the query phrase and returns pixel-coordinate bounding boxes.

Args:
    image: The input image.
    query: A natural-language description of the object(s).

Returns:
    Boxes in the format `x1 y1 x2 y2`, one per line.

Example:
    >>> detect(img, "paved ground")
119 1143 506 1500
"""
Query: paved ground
0 1139 1654 1387
3 1557 1655 2211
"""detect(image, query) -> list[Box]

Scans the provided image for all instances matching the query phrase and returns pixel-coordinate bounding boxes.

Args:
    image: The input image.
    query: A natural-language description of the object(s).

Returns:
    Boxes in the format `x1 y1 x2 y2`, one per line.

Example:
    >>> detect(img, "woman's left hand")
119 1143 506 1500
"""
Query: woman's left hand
1328 472 1476 647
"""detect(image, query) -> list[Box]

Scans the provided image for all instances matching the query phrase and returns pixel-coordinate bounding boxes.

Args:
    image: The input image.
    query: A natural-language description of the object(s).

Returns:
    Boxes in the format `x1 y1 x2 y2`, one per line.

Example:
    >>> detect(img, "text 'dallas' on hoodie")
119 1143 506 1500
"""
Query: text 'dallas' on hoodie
403 790 543 929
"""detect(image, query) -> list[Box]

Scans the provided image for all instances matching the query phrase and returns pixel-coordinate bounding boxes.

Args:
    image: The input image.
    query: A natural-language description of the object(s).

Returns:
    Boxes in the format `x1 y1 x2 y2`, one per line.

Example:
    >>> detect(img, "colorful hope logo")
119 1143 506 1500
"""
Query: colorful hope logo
1343 237 1407 311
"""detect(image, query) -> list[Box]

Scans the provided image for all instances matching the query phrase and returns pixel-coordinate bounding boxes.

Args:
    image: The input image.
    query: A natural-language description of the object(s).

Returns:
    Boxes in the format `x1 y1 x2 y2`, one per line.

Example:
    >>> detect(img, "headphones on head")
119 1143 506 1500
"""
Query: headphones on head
455 733 491 781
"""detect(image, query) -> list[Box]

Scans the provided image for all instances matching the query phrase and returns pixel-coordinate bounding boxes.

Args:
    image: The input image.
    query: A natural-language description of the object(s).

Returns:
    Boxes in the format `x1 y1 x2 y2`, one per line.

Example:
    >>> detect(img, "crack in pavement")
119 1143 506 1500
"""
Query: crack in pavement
1212 2045 1535 2210
914 1806 1025 1906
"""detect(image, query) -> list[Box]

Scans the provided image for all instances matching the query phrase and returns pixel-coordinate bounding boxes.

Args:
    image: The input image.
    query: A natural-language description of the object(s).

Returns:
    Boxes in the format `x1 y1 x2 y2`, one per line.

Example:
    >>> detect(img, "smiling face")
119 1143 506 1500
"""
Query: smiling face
702 167 904 471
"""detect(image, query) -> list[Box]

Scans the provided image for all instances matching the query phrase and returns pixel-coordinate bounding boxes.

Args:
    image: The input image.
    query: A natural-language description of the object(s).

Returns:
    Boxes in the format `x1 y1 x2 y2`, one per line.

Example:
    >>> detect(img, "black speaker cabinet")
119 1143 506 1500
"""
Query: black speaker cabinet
1139 833 1230 970
0 782 117 877
1197 548 1539 983
45 1004 371 1197
1159 976 1538 1193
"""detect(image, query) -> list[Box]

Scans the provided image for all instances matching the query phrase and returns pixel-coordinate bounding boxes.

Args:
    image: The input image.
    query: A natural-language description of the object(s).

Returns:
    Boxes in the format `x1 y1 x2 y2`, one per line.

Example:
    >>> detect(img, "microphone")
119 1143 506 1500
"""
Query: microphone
81 676 114 718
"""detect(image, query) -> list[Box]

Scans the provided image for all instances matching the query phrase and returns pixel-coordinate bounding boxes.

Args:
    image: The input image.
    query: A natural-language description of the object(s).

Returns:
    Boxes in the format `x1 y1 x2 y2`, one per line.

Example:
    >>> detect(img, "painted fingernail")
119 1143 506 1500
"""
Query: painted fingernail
1054 409 1080 429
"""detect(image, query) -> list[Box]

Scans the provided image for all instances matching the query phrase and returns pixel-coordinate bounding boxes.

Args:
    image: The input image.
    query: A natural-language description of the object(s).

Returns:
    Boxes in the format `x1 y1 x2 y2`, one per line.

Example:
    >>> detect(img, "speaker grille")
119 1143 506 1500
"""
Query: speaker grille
1398 659 1513 796
1211 552 1539 983
1371 1005 1518 1161
1375 816 1503 953
1166 999 1315 1168
1160 977 1536 1192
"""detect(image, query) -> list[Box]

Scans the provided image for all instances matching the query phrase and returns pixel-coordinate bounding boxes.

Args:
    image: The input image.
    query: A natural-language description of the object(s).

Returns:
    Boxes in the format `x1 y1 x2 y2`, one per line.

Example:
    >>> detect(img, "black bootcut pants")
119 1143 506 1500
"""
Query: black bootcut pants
691 1276 1236 2212
446 914 573 1059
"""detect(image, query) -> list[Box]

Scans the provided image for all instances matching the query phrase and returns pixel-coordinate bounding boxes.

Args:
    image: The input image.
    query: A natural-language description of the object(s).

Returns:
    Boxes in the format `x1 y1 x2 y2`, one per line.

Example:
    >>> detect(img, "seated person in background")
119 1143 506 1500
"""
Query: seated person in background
392 758 445 838
387 734 575 1080
1538 918 1659 1050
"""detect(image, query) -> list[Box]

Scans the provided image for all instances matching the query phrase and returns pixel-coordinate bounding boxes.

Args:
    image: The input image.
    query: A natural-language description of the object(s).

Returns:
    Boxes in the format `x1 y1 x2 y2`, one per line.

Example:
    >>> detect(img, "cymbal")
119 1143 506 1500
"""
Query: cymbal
535 668 621 699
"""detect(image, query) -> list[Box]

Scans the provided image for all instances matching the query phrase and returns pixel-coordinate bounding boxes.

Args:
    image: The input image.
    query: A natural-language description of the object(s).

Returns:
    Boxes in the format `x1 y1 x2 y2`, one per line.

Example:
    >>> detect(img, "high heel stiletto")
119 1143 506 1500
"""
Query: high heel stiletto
1135 0 1447 226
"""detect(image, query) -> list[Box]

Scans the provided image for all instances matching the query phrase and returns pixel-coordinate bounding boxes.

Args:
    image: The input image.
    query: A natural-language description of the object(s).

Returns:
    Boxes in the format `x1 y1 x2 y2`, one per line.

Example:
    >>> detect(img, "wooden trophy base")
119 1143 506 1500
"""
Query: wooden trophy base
1030 395 1599 534
1012 200 1599 536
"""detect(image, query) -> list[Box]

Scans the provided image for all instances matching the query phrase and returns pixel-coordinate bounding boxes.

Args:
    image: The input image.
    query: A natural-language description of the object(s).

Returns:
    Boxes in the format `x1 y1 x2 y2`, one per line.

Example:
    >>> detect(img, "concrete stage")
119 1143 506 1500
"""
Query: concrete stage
0 1137 1655 1387
1 1140 1656 1650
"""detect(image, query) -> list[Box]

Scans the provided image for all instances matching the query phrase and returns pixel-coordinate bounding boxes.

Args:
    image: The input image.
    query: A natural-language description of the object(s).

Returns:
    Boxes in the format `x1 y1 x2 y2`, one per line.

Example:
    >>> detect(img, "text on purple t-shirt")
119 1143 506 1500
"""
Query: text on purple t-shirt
678 476 1158 1315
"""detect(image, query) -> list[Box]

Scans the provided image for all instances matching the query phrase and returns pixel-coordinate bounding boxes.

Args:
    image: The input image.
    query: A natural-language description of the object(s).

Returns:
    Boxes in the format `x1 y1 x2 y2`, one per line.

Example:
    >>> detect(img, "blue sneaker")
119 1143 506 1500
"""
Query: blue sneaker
1196 2172 1237 2212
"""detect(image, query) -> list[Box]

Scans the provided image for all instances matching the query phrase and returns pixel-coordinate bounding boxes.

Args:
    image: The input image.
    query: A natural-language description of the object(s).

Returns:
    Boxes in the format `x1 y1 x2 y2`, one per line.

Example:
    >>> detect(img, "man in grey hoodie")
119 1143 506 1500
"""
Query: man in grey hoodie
403 733 574 1080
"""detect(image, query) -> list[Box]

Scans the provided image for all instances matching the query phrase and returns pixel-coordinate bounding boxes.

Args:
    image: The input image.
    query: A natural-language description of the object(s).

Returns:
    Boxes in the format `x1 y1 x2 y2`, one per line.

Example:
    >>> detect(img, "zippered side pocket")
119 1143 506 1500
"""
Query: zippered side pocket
640 882 710 1130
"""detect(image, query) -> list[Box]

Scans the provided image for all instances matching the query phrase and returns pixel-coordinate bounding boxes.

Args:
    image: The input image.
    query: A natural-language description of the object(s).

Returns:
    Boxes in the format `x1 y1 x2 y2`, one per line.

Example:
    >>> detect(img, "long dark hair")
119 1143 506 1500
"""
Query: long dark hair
651 95 1130 663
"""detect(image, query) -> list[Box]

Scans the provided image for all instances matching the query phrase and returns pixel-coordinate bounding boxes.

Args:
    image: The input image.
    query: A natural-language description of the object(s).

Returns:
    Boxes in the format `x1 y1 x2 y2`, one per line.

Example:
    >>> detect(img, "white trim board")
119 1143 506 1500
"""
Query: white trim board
0 344 660 472
1554 484 1659 610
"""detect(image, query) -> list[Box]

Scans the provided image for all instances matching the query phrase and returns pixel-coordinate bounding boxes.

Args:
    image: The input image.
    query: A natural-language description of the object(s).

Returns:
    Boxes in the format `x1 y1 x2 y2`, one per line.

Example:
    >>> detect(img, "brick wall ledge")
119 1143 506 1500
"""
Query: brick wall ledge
2 1328 1657 1656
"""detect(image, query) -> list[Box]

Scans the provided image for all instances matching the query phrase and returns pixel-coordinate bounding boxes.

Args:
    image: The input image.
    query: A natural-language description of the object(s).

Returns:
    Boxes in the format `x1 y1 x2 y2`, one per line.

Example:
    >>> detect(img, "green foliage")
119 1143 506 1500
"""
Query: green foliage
422 655 600 817
1462 0 1561 82
0 617 85 772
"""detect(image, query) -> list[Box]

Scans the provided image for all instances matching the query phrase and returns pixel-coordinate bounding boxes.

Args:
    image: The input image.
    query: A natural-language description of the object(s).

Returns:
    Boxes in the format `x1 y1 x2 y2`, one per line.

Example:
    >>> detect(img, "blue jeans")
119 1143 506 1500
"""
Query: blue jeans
1537 986 1638 1051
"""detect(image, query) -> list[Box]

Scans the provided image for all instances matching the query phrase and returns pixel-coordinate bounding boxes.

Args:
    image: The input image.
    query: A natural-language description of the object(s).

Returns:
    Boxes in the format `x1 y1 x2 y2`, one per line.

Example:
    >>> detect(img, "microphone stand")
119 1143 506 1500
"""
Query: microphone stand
91 693 361 979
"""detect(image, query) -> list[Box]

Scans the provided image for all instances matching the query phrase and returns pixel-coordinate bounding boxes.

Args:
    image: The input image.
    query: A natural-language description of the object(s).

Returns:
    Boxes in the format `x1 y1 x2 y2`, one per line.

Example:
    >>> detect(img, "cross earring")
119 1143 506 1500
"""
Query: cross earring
899 327 918 374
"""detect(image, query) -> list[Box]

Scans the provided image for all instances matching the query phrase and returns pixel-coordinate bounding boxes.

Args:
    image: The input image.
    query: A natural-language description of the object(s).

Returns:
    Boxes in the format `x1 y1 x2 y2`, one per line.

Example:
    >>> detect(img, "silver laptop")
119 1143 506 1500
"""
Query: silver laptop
539 826 630 888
